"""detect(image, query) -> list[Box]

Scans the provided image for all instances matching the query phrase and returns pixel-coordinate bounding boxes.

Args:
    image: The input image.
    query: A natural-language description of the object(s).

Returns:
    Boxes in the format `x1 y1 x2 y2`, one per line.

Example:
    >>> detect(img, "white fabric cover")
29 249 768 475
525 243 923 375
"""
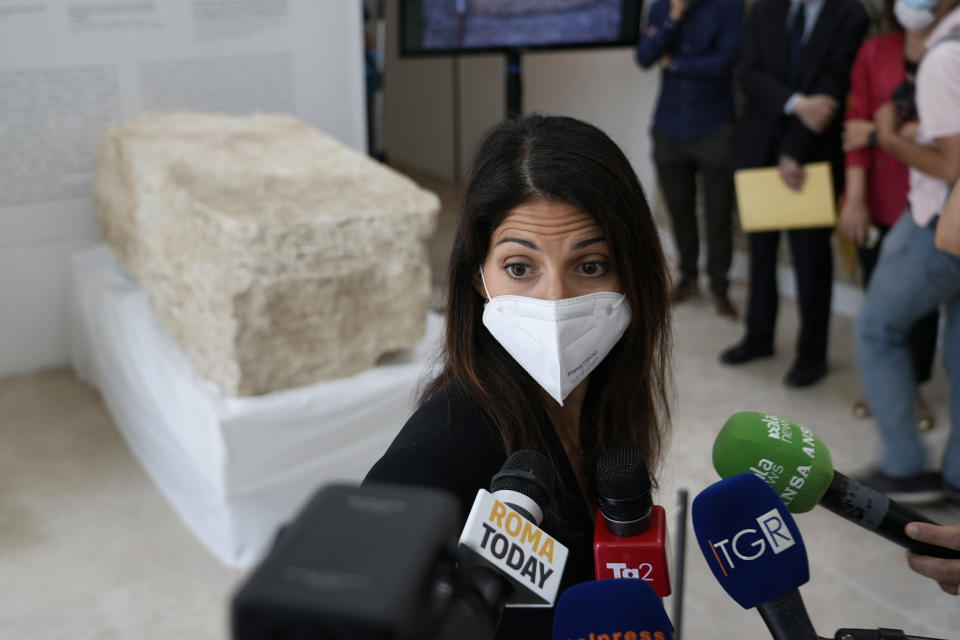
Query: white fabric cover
68 245 443 567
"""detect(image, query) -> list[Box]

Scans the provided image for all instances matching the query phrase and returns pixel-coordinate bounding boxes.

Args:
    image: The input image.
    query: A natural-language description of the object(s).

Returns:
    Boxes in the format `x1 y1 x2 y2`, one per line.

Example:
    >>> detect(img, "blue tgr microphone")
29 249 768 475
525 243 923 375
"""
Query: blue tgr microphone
691 473 809 609
552 579 673 640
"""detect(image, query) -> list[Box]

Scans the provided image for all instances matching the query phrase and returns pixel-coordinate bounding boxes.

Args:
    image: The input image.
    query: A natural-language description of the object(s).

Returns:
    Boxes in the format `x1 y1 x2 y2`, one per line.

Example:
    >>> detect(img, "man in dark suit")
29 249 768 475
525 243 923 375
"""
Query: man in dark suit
720 0 869 387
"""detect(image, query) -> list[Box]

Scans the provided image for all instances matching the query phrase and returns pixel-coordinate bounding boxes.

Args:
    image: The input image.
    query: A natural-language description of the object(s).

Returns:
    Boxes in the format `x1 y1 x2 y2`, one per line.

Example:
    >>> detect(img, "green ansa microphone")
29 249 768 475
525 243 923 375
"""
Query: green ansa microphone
713 411 960 560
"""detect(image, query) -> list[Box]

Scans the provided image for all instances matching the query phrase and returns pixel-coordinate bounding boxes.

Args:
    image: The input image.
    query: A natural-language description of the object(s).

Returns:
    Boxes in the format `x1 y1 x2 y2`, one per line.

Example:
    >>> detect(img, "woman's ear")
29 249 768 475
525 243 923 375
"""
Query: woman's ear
473 264 490 300
473 268 486 300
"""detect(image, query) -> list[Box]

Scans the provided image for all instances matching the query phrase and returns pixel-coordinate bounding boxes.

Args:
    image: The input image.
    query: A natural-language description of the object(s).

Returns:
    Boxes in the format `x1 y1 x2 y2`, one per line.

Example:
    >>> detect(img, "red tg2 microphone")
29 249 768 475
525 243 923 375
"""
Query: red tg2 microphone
593 448 671 597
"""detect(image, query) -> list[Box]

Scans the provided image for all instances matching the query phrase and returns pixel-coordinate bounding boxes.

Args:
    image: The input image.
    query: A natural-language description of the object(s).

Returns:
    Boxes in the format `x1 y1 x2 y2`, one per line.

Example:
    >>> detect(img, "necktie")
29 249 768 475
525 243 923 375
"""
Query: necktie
786 2 806 78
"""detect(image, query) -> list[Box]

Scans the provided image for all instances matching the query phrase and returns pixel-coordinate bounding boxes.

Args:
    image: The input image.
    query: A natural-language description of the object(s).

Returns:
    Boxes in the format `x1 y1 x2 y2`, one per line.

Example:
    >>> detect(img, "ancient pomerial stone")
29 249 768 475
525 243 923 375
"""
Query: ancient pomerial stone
95 112 439 396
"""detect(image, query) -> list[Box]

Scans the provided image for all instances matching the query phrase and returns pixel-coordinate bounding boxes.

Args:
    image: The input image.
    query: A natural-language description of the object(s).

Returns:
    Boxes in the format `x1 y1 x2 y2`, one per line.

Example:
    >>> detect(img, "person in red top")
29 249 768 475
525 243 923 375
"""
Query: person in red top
839 0 939 429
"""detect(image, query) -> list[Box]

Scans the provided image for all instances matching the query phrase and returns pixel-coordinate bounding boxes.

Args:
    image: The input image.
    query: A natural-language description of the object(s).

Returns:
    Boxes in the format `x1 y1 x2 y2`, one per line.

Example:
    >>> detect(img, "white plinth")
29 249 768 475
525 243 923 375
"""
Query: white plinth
68 245 442 567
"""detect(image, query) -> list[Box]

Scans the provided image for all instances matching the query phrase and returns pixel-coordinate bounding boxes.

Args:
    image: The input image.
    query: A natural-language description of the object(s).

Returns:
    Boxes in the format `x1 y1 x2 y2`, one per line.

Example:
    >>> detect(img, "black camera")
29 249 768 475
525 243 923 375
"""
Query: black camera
231 483 495 640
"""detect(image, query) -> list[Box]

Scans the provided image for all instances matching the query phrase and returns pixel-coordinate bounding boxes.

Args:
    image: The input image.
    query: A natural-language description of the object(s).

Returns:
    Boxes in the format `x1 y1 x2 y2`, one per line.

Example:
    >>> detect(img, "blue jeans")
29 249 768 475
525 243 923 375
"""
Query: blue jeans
855 212 960 488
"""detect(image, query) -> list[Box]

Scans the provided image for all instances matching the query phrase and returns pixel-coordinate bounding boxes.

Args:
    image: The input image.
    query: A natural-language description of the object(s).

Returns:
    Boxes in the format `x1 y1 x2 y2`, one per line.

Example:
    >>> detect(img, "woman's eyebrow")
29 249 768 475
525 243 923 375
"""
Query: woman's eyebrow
573 236 605 250
495 237 539 250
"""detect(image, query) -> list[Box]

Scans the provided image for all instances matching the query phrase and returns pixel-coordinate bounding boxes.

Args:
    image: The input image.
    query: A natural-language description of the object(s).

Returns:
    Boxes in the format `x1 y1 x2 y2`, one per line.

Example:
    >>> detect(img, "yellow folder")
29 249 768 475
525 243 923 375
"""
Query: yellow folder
734 162 837 232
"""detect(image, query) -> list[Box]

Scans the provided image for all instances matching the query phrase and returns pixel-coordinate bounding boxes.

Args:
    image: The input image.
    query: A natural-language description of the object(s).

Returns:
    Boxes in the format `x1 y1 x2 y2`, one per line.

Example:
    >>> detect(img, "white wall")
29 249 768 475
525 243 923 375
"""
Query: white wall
382 0 457 181
381 6 660 195
456 49 660 197
0 0 367 378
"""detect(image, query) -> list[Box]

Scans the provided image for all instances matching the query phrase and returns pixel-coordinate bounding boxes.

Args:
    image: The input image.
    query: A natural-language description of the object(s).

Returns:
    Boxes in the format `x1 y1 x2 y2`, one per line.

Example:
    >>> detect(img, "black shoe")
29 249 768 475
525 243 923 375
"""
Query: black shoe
710 292 739 321
670 275 699 304
783 360 827 388
720 340 774 365
858 468 944 504
945 482 960 508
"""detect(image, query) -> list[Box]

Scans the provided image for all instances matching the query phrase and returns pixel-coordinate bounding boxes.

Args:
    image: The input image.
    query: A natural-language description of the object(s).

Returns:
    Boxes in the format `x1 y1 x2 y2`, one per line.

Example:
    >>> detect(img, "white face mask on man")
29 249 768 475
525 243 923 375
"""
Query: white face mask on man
479 267 631 406
895 0 939 31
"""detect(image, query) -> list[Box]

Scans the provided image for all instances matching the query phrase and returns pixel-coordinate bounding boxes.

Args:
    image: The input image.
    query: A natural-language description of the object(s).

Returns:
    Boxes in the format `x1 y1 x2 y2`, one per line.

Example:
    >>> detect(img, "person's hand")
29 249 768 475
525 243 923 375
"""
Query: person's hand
838 196 871 246
873 101 901 144
795 94 839 134
778 154 806 192
660 55 672 69
905 522 960 596
843 119 875 152
669 0 691 20
899 120 920 141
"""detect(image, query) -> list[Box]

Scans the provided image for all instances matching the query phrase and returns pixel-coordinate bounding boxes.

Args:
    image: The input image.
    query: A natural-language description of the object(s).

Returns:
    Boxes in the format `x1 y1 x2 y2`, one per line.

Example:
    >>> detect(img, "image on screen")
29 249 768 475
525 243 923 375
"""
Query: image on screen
400 0 641 55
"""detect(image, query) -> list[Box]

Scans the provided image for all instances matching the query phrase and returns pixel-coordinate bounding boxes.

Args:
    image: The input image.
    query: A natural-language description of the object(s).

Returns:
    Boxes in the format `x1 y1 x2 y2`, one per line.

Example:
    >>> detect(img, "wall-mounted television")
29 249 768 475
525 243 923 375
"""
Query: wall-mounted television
400 0 642 56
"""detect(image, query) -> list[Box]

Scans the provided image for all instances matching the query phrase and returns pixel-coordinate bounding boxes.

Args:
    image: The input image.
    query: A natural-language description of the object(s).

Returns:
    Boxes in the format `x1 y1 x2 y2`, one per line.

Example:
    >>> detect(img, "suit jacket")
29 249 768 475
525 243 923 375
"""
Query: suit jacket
731 0 869 191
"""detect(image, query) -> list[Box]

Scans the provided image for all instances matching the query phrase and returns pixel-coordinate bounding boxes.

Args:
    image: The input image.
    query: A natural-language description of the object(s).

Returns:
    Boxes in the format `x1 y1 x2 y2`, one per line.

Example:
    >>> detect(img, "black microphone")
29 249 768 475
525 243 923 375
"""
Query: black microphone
833 629 951 640
817 473 960 559
454 450 567 629
592 448 672 597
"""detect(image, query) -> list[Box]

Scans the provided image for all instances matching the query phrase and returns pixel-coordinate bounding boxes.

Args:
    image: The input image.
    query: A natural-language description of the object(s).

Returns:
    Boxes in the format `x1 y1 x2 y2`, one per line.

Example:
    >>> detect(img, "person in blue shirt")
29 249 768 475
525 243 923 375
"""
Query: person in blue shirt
637 0 743 319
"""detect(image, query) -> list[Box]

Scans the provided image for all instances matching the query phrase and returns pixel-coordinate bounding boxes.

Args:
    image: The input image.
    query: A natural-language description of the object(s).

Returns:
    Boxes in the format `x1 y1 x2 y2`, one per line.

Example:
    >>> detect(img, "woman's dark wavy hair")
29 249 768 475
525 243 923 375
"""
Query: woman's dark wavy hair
421 114 672 505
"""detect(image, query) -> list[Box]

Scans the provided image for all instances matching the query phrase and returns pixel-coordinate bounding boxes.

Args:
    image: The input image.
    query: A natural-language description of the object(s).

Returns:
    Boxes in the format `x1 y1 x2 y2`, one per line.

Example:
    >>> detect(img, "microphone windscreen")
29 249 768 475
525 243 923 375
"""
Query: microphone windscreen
692 473 809 609
712 411 834 513
491 449 555 513
597 448 652 522
552 579 672 640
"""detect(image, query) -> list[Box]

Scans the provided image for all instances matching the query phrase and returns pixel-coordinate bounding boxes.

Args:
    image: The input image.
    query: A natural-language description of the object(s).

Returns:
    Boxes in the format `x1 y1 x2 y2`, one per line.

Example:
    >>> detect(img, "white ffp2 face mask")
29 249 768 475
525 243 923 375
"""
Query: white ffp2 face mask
894 0 938 30
479 268 631 406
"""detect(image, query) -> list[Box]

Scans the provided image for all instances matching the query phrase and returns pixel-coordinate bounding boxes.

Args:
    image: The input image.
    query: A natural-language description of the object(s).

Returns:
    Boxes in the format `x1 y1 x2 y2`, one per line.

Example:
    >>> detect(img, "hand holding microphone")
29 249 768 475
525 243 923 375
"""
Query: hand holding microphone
712 412 960 560
689 473 950 640
904 523 960 596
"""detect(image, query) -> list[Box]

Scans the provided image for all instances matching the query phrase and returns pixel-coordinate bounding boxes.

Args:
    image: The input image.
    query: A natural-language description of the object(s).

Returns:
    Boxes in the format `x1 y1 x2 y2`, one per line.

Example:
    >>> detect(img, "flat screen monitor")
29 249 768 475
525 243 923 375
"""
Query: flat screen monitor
400 0 642 56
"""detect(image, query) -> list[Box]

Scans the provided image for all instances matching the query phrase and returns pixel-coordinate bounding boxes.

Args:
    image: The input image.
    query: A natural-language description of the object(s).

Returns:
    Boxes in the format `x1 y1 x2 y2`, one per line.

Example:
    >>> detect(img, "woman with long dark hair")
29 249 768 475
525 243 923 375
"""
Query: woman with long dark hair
365 114 672 637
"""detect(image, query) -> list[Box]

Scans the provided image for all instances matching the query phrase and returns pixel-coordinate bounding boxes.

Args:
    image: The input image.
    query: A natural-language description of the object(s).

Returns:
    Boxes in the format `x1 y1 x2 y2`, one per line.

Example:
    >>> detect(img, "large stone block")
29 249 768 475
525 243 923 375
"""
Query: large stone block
95 112 439 396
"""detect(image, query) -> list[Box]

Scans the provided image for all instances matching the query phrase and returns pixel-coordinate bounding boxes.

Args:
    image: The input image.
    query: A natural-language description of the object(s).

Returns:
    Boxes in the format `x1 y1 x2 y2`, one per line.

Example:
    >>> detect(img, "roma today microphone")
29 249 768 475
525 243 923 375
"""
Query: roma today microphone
692 473 821 640
593 448 671 597
552 579 673 640
713 411 960 560
457 450 569 614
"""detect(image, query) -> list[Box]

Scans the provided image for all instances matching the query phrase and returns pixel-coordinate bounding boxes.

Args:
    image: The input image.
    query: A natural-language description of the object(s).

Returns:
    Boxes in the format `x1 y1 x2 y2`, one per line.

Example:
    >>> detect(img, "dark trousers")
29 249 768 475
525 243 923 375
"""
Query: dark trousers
746 227 833 365
858 223 939 384
652 124 734 296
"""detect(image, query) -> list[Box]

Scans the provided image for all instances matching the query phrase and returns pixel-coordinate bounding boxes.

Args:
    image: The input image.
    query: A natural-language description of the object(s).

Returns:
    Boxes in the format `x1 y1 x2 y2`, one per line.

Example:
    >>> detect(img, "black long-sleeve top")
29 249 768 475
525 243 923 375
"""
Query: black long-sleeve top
364 382 596 640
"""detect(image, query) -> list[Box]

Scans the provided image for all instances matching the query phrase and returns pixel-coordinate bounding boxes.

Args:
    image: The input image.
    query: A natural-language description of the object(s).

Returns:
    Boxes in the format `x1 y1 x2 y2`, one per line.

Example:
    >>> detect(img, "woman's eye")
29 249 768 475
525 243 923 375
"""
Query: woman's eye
578 261 610 277
504 263 532 279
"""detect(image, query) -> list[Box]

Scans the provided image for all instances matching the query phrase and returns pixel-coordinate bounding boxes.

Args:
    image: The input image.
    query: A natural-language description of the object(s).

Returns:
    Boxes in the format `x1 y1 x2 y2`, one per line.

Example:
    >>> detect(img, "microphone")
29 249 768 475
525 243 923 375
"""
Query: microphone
457 450 569 616
713 411 960 560
833 629 951 640
552 578 673 640
692 473 821 640
592 448 672 597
